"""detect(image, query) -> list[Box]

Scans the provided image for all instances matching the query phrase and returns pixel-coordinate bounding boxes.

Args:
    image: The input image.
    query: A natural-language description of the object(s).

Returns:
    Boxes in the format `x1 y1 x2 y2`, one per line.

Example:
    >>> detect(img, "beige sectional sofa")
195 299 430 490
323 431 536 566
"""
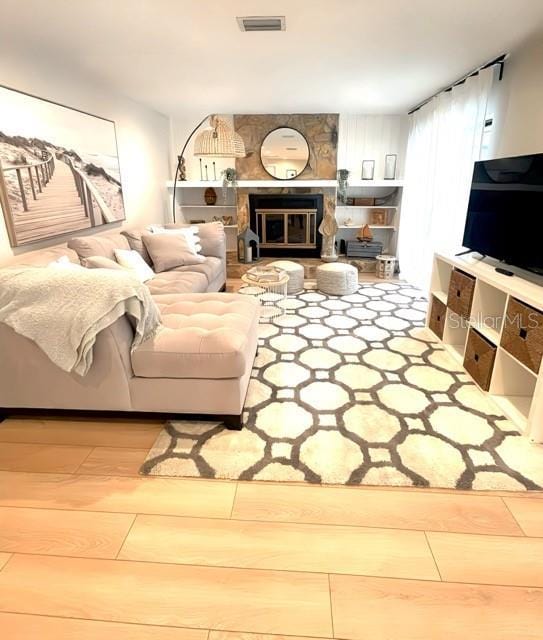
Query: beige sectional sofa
0 223 260 429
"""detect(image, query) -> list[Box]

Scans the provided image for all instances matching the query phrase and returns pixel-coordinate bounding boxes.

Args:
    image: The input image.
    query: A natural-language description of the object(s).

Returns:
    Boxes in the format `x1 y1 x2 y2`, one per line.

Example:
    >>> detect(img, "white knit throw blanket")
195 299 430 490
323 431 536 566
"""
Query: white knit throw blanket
0 265 161 376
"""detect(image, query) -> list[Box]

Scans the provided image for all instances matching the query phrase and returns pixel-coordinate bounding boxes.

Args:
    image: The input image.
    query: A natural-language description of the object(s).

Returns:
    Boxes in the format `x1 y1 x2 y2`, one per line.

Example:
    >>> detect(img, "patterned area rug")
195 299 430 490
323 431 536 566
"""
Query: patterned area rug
142 282 543 490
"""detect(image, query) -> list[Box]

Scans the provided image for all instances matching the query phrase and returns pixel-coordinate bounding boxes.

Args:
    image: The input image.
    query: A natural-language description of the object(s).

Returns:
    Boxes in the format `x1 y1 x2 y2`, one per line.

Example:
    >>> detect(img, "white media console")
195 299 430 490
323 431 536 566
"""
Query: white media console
427 253 543 443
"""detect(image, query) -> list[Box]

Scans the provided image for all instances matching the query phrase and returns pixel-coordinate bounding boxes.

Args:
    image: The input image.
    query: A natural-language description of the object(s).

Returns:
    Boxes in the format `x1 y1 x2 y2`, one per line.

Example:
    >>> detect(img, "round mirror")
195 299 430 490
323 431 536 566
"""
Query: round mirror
260 127 309 180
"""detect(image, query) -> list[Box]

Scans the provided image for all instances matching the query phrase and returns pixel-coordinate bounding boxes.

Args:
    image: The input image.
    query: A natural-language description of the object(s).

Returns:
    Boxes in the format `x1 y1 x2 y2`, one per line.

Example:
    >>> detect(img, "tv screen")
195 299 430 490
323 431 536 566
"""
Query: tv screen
463 153 543 275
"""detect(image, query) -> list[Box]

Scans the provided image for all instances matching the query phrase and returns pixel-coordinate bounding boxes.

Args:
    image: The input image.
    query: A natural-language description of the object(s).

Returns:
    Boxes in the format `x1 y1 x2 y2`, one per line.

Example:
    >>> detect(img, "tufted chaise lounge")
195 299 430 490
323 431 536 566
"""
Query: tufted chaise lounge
0 224 260 429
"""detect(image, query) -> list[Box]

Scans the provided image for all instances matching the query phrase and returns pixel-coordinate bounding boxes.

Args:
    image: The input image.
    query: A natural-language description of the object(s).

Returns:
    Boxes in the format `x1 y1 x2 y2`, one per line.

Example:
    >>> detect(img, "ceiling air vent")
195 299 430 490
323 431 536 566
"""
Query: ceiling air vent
237 16 286 32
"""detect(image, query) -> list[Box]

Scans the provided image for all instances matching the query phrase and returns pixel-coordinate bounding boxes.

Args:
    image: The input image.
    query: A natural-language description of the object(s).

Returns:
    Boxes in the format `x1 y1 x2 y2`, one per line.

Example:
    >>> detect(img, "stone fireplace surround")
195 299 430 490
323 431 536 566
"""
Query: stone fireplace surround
230 113 339 259
236 186 337 259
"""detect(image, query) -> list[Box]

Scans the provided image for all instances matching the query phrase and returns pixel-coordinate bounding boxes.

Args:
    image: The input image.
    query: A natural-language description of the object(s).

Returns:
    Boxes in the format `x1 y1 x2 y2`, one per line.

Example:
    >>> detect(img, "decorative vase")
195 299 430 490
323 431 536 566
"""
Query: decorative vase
204 187 217 205
222 168 238 201
321 235 338 262
337 169 350 204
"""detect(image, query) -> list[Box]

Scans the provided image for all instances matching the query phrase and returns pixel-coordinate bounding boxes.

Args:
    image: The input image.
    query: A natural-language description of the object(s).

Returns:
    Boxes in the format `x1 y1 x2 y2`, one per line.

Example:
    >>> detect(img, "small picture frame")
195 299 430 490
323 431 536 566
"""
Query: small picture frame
384 154 397 180
286 168 297 179
370 210 387 226
361 160 375 181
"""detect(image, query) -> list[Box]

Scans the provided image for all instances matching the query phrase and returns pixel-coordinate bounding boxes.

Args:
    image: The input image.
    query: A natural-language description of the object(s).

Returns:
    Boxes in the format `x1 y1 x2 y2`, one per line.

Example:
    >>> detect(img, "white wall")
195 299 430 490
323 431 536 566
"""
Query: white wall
337 115 408 179
0 49 171 261
484 32 543 159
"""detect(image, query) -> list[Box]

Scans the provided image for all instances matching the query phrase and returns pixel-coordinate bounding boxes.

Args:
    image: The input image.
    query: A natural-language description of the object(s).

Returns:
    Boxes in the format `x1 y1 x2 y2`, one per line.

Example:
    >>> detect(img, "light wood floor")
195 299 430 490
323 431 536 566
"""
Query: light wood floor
0 416 542 639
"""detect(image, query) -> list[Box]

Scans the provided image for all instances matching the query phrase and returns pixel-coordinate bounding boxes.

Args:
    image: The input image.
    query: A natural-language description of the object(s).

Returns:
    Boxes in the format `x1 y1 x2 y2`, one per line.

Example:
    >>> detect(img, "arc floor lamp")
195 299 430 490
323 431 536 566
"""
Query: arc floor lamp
172 115 246 222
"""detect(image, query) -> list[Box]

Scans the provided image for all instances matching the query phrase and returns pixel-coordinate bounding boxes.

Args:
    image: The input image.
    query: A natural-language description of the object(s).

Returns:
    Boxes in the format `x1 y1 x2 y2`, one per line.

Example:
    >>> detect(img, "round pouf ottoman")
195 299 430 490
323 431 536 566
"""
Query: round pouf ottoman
268 260 304 294
316 262 358 296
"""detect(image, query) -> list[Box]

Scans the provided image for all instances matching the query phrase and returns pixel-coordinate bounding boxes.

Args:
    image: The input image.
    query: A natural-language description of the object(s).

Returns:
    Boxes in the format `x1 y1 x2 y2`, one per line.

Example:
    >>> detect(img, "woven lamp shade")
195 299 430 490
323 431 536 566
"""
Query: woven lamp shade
194 116 246 158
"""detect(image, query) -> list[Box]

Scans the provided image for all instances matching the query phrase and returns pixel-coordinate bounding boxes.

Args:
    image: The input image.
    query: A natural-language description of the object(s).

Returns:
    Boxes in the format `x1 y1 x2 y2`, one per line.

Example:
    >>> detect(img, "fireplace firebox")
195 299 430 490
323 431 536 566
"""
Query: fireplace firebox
249 194 323 257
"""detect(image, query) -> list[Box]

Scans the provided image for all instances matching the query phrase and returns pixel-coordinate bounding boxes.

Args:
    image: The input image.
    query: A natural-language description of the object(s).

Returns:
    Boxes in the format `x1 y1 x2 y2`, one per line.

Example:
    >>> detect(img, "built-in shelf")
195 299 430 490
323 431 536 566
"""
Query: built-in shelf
340 181 403 257
335 205 398 210
167 179 338 188
167 180 222 188
179 204 237 209
338 225 395 230
346 179 404 188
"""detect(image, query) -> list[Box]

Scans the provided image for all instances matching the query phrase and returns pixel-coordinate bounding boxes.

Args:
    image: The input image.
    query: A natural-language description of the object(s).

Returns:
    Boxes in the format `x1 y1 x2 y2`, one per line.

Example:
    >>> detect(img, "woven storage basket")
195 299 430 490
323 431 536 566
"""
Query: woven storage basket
447 268 475 319
376 254 396 279
268 260 304 294
316 263 358 295
501 298 543 374
429 295 447 340
464 328 497 391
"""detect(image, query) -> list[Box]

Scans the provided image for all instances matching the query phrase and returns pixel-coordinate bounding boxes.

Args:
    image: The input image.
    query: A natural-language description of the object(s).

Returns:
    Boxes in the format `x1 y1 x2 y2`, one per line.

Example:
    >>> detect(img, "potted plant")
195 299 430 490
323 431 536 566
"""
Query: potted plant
221 167 238 202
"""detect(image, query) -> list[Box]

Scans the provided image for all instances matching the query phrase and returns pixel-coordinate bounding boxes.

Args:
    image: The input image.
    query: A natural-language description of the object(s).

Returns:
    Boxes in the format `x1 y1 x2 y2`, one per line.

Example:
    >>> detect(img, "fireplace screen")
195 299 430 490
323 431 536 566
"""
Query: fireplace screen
256 208 317 248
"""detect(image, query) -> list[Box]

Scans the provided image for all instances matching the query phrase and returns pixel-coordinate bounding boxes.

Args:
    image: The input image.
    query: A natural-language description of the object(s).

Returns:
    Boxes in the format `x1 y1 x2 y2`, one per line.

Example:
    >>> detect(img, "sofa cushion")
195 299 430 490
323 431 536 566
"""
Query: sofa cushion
68 233 130 260
164 222 225 259
171 256 223 285
143 233 206 273
82 255 126 270
148 225 202 254
121 229 152 265
146 270 208 296
114 249 156 282
131 293 260 379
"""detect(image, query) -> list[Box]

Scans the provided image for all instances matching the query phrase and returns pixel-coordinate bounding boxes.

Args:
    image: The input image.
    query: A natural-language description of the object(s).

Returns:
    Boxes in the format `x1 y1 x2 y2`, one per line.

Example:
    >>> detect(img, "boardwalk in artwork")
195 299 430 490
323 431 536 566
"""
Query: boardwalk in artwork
13 160 90 244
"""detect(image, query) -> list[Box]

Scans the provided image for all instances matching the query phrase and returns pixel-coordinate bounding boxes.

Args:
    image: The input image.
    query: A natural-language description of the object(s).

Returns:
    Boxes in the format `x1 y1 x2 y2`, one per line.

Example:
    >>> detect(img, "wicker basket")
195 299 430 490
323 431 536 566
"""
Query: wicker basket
316 263 358 295
501 298 543 374
464 328 497 391
376 254 396 280
429 295 447 339
447 268 475 319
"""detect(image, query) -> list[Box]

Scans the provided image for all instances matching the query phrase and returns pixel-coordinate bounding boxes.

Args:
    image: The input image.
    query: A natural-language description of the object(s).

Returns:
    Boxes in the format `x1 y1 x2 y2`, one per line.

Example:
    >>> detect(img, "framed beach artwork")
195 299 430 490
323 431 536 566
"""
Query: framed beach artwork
0 84 125 246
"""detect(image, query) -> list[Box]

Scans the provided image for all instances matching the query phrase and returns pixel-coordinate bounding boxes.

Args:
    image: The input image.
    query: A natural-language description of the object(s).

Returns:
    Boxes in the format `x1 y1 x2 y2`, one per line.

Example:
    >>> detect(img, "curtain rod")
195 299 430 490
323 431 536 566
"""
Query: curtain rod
408 53 507 115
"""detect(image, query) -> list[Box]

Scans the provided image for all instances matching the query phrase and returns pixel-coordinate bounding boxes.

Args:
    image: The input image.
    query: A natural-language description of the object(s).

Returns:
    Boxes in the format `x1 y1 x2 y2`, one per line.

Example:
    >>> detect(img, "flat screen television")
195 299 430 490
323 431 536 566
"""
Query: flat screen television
462 152 543 275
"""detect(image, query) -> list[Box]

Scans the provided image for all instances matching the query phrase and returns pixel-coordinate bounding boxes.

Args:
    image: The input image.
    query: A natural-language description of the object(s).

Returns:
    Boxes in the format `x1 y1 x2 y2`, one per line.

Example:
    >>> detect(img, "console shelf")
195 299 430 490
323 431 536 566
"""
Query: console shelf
427 252 543 442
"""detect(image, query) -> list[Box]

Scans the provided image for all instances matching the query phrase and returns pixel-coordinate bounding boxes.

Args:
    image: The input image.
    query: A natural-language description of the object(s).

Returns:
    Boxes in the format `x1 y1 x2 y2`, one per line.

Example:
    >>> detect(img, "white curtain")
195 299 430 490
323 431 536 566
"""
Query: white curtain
398 67 494 291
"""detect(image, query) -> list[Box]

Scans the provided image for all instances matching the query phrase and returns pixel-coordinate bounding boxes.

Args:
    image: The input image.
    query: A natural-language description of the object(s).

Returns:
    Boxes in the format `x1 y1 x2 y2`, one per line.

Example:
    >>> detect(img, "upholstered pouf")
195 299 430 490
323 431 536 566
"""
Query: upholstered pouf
316 262 358 295
268 260 304 294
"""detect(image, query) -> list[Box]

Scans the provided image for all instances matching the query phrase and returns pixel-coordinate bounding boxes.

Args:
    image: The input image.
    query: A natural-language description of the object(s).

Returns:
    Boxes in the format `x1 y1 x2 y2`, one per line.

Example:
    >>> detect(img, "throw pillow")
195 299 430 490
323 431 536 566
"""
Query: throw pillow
48 256 83 270
164 222 224 258
121 229 153 265
142 233 206 273
82 255 126 270
148 225 202 254
114 249 155 282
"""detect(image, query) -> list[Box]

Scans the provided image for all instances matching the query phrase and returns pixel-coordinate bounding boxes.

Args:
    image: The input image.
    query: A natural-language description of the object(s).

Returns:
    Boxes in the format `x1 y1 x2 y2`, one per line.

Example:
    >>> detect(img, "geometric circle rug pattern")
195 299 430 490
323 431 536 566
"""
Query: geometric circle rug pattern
141 282 543 491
